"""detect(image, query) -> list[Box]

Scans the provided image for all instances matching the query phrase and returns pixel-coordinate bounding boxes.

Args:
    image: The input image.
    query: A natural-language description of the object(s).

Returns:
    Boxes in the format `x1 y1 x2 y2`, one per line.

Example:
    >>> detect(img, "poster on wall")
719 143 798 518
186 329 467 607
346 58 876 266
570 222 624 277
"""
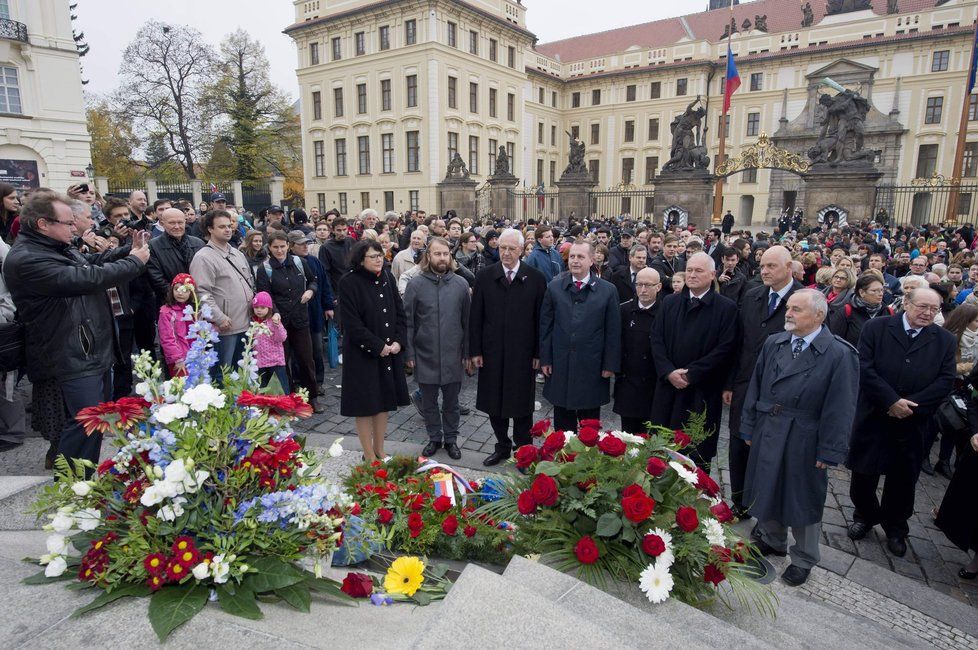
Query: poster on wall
0 160 40 191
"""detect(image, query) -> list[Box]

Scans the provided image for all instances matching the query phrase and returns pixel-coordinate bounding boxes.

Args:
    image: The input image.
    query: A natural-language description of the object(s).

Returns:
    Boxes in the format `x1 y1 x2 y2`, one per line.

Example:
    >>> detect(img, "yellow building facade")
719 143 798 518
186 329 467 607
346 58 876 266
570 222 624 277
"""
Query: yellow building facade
287 0 978 226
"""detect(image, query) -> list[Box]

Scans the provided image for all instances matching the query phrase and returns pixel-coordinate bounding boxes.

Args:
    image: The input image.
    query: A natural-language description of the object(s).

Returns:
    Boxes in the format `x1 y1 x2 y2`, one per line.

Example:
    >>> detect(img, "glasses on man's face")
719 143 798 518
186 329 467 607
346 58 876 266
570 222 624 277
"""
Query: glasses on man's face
909 303 940 314
635 282 660 289
44 218 75 227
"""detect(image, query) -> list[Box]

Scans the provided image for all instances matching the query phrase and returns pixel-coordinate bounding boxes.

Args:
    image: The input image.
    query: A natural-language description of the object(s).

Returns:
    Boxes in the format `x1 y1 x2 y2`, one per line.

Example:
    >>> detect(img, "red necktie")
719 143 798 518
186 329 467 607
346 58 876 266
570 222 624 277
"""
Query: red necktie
575 280 583 291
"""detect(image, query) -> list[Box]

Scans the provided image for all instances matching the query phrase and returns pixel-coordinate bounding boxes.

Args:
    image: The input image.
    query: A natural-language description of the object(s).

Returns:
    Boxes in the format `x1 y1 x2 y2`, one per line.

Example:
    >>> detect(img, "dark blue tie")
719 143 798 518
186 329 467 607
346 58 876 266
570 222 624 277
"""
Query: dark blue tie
768 292 778 316
792 338 804 359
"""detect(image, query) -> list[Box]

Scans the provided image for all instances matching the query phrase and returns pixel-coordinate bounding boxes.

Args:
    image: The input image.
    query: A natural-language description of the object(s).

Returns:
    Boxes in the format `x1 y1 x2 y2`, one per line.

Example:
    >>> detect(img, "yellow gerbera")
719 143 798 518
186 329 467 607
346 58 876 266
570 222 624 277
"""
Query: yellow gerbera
384 556 425 597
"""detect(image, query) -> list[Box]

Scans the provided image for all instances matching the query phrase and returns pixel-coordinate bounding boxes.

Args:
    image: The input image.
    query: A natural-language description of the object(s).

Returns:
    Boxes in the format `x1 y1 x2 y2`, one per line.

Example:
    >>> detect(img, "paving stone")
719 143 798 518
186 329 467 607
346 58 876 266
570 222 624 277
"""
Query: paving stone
892 558 925 581
919 559 961 586
908 537 942 562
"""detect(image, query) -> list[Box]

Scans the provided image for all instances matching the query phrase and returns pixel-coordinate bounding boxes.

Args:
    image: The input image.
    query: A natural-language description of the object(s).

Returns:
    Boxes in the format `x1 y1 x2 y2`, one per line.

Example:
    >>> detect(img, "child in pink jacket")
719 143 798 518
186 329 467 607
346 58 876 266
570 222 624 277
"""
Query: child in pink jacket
251 291 289 391
158 273 196 376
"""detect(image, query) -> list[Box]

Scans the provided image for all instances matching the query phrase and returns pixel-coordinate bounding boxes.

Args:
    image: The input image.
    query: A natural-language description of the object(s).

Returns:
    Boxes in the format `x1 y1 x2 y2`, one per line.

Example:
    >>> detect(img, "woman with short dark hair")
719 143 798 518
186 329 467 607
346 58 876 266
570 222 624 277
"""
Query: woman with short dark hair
338 239 409 461
0 183 19 243
827 272 892 347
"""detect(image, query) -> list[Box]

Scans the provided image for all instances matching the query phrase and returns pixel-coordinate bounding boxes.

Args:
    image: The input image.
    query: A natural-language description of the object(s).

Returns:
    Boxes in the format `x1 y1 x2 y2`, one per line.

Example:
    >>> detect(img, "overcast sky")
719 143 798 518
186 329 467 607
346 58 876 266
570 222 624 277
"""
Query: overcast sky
74 0 706 100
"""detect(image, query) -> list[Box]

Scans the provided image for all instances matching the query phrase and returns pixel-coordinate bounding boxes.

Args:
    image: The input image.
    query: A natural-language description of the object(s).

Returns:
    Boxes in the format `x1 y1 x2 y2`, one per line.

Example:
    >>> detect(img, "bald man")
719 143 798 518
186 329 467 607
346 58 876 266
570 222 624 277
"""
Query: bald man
650 252 739 469
846 287 956 558
613 267 662 433
146 207 206 302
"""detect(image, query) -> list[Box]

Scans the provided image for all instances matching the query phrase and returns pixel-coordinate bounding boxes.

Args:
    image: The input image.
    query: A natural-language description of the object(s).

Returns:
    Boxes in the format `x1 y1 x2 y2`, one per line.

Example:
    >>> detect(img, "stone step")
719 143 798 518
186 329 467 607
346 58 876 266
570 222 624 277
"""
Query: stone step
501 554 771 649
409 562 640 649
0 476 50 531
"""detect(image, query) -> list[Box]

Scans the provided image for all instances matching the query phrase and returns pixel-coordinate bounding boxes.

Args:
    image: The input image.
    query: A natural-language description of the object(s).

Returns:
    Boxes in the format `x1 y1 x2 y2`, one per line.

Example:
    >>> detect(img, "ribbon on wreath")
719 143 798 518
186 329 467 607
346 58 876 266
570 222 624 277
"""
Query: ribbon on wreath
415 458 475 506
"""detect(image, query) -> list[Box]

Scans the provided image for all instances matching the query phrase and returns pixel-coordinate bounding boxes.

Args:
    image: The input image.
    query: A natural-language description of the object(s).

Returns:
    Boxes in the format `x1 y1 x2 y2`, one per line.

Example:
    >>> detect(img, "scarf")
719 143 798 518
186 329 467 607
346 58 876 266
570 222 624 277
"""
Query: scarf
852 293 883 318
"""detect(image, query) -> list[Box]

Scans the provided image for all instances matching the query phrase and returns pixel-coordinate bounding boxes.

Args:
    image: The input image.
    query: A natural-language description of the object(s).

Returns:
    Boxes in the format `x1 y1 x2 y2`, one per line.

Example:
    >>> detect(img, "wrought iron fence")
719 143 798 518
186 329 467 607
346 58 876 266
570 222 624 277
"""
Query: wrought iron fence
873 179 978 228
156 182 193 204
0 19 28 43
105 181 145 199
203 182 235 206
588 189 656 220
505 188 559 223
475 183 491 220
240 181 271 216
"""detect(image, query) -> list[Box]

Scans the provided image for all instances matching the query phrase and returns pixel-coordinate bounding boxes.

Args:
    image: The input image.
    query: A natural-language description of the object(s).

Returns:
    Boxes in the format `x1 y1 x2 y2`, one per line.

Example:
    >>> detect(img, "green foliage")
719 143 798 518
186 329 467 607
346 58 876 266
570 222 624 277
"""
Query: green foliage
148 583 210 641
71 583 151 618
216 584 263 620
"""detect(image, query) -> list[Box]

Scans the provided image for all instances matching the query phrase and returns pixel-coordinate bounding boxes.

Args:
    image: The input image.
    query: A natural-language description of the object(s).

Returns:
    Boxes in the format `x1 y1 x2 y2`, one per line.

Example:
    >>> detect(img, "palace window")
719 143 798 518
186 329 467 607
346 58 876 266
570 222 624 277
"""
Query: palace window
355 32 365 56
312 91 321 120
381 79 391 111
382 134 394 173
405 20 417 45
331 37 341 61
407 75 418 108
676 78 687 96
448 76 457 109
624 120 635 142
335 139 347 176
650 82 661 99
309 42 319 65
925 96 943 124
357 135 370 174
447 22 457 48
626 85 636 102
333 87 344 117
313 141 325 176
648 118 659 140
407 131 420 172
746 112 760 136
379 26 390 50
932 50 950 72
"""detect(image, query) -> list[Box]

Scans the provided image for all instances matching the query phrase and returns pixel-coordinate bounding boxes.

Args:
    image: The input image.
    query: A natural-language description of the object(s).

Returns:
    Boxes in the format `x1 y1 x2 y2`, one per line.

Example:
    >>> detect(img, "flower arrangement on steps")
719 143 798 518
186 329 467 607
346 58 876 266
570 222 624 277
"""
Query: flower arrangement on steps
22 303 446 641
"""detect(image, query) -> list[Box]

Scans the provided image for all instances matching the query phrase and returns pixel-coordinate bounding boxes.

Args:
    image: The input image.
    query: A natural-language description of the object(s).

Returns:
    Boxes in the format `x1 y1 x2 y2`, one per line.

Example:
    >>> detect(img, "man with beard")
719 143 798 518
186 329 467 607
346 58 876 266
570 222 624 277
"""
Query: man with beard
404 237 470 460
613 267 662 433
650 252 739 469
470 229 547 465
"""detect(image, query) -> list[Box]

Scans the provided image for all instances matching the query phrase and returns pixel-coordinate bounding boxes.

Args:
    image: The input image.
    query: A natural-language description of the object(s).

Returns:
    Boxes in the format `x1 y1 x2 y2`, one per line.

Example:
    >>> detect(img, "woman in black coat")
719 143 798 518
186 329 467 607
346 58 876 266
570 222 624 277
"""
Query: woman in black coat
827 273 893 347
935 364 978 579
338 239 409 461
255 232 322 413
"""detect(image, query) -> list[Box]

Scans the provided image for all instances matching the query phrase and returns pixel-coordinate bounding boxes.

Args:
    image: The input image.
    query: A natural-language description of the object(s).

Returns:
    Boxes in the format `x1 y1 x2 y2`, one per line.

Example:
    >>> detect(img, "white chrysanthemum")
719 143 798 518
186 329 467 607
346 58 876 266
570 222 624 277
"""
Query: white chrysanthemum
669 461 699 487
704 518 726 546
181 383 226 412
327 438 344 458
44 555 67 578
45 534 68 555
639 561 674 604
70 481 92 497
156 402 189 424
75 508 101 531
648 527 675 568
561 430 577 445
612 430 646 446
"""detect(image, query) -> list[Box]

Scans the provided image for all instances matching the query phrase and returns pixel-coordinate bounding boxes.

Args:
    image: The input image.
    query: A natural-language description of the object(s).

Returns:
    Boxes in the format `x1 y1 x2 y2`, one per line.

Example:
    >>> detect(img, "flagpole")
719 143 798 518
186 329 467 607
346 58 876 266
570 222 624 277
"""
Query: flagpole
712 5 734 223
945 21 978 224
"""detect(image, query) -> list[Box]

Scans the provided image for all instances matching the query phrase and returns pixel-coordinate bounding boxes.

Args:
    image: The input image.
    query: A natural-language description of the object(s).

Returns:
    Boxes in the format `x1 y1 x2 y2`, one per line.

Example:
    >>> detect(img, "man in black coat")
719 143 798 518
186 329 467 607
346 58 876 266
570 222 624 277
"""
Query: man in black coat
650 252 739 468
146 208 205 304
723 245 804 519
649 234 684 295
610 244 648 303
607 229 635 272
846 288 956 557
318 217 354 327
613 268 661 433
717 247 748 304
721 210 735 235
469 230 547 466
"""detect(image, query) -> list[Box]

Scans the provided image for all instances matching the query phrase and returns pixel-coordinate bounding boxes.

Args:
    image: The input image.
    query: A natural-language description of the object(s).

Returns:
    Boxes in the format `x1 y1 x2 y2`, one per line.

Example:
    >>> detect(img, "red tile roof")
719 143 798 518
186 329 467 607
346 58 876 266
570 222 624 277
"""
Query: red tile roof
534 0 943 62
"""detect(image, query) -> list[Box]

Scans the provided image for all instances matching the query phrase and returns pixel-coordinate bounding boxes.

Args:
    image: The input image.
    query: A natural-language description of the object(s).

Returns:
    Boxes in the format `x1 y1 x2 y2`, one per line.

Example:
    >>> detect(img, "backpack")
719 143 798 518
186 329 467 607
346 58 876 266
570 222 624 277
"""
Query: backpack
260 256 306 282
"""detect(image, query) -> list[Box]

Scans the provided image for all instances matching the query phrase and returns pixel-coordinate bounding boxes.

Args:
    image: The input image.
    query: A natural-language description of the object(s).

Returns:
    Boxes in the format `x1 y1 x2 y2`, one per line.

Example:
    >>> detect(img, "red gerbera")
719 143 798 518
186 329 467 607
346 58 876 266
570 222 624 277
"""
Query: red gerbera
165 557 189 582
175 546 202 568
171 535 196 555
236 391 313 418
146 574 165 591
143 553 166 576
75 397 149 437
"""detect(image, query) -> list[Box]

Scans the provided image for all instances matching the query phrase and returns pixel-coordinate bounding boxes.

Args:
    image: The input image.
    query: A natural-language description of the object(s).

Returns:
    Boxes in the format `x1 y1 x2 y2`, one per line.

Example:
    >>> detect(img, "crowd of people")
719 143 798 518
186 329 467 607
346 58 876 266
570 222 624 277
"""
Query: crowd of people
0 181 975 589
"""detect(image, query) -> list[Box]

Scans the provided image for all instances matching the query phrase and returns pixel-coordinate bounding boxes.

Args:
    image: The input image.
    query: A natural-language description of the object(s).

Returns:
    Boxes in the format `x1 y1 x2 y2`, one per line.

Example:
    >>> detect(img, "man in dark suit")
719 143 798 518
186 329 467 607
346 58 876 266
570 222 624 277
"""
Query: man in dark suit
613 267 662 433
846 288 956 557
470 230 547 466
649 234 684 296
723 246 803 519
650 252 739 469
610 244 648 303
717 247 748 304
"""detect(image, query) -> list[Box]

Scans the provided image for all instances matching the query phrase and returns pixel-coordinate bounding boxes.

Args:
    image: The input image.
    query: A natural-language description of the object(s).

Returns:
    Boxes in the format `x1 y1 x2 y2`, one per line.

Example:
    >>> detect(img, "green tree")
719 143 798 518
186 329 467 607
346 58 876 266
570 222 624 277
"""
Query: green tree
144 132 186 182
87 97 141 184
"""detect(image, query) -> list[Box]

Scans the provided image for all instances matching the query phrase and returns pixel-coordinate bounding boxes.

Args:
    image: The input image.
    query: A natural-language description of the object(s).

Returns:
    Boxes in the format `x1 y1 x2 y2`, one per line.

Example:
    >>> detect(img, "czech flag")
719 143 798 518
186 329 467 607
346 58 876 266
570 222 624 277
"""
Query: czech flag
968 27 978 92
723 42 741 113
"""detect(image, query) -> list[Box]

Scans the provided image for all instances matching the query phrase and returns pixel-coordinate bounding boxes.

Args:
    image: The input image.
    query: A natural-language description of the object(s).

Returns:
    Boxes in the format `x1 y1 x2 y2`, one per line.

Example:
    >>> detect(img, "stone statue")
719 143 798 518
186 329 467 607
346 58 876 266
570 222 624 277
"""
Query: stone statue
721 17 738 40
742 18 752 31
801 2 814 27
826 0 872 15
563 130 588 176
808 89 879 166
445 152 470 179
886 0 899 14
755 15 768 32
663 96 709 172
493 145 511 176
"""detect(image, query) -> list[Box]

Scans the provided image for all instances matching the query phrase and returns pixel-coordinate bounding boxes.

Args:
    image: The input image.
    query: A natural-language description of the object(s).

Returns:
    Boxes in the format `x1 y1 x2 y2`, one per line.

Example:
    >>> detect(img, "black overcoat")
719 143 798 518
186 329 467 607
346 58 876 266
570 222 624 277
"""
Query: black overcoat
338 267 409 417
610 266 637 303
847 315 956 475
936 364 978 553
469 262 546 417
612 299 659 419
650 287 739 461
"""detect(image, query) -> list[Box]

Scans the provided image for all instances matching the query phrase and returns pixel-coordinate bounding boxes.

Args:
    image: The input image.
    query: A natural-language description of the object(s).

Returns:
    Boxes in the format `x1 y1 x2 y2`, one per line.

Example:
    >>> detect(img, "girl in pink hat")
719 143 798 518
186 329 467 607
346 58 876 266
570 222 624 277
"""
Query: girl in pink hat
158 273 197 376
251 291 289 391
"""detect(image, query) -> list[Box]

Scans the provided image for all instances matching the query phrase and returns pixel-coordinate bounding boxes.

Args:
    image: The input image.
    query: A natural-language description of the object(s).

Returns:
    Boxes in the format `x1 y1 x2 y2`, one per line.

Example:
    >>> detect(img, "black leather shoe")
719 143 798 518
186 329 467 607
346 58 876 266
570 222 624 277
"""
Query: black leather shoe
754 538 787 558
921 459 935 476
958 567 978 580
847 521 872 540
886 536 907 557
483 451 510 466
445 443 462 460
781 565 811 587
935 460 954 480
422 441 441 457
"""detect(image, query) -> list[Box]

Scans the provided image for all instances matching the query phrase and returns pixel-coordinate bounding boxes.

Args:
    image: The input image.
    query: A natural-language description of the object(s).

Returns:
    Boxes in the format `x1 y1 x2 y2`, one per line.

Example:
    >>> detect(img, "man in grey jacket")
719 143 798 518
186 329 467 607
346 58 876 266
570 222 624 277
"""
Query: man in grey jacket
404 237 471 460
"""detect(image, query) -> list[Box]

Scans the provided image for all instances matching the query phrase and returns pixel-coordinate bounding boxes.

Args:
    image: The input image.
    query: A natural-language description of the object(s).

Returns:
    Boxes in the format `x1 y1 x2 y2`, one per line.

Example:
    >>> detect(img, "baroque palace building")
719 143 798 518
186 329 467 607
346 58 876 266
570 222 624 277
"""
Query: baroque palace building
287 0 978 226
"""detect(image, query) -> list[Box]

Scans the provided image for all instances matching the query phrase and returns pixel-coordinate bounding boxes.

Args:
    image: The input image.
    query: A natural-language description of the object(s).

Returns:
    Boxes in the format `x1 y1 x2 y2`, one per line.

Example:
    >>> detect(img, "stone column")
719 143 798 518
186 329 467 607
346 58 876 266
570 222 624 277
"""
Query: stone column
801 166 884 226
191 179 203 208
94 176 108 196
487 174 519 220
145 178 158 203
652 169 715 231
231 180 244 208
270 176 285 206
437 177 478 218
556 173 596 222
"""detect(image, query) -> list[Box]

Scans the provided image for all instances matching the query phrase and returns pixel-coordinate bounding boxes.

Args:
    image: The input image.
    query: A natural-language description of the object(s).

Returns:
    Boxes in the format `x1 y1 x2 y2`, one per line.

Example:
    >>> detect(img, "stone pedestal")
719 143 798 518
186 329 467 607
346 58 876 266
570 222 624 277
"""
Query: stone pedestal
652 170 715 231
487 174 518 219
438 177 478 218
801 165 884 226
556 173 595 221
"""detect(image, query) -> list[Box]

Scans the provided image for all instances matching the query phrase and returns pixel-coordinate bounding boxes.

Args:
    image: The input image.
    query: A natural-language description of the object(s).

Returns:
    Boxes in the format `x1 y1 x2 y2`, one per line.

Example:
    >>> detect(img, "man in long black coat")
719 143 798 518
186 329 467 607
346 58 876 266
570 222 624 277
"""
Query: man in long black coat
470 230 547 466
847 288 956 557
650 252 739 469
613 268 661 433
723 246 804 518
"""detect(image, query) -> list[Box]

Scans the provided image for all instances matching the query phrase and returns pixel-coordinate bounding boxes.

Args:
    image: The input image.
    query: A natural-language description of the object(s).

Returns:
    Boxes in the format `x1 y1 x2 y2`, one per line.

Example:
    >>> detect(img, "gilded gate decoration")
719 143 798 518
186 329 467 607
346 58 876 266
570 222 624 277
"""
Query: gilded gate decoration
715 133 811 177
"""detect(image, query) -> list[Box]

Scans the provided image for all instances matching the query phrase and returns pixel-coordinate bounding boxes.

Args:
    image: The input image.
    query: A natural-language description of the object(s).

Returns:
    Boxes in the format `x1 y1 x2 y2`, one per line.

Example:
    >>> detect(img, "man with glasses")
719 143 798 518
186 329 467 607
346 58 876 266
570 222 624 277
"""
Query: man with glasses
846 288 956 558
4 192 149 469
613 267 662 434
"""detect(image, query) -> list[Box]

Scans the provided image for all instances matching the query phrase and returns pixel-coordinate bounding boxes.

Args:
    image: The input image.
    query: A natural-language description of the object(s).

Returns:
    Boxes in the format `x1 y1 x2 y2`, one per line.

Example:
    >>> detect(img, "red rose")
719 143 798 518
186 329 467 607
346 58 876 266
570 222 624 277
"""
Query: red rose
463 525 477 538
374 469 388 480
642 533 666 557
621 493 656 523
407 512 423 531
376 508 394 524
350 502 362 516
542 431 565 456
622 483 645 499
577 426 599 446
676 506 699 532
432 495 453 513
408 494 426 511
597 435 626 457
341 572 374 598
530 473 559 506
530 419 551 437
709 501 734 524
579 418 602 430
695 468 721 497
517 490 538 515
646 457 668 477
574 535 600 564
703 562 726 586
514 445 540 469
441 515 459 536
673 429 692 448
